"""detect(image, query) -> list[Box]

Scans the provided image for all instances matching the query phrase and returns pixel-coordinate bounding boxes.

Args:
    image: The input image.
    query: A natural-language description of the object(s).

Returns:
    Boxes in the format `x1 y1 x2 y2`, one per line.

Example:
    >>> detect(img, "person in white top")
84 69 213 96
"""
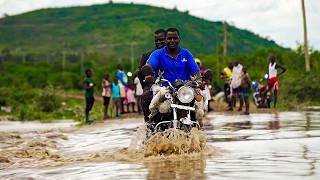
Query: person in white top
134 75 143 113
267 55 286 108
228 60 244 111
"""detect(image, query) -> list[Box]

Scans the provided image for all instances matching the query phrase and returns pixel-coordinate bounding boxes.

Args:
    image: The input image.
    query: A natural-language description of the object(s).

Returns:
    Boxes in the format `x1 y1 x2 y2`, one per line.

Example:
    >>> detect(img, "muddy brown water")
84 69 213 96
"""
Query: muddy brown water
0 112 320 179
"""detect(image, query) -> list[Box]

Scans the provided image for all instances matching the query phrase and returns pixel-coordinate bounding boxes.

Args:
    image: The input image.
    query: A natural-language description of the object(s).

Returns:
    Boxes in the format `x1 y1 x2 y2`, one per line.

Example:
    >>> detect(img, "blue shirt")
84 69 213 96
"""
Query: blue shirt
146 47 200 85
111 83 120 98
116 70 128 86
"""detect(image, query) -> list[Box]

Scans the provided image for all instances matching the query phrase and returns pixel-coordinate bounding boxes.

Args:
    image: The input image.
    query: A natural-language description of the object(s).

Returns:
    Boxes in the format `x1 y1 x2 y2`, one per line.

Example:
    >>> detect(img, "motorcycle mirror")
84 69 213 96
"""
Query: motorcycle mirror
141 64 153 76
202 69 213 81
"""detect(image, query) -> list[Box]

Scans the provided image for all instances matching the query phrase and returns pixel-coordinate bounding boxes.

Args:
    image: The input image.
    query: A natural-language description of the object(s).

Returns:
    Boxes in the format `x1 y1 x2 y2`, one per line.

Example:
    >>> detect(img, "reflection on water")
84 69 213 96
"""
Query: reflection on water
144 157 207 179
1 112 320 179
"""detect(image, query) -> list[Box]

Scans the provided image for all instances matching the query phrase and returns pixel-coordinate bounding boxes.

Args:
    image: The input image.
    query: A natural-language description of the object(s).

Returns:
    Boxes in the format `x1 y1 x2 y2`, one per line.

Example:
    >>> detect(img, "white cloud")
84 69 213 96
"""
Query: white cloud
0 0 319 49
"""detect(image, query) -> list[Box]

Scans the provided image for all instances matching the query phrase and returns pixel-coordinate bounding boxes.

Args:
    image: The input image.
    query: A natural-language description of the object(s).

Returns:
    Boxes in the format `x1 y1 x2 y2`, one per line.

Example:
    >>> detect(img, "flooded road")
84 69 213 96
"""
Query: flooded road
1 112 320 179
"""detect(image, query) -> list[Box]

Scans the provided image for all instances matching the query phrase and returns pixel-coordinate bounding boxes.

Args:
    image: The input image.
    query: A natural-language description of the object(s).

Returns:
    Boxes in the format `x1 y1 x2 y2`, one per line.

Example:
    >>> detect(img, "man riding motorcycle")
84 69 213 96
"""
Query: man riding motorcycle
147 28 201 85
145 28 205 130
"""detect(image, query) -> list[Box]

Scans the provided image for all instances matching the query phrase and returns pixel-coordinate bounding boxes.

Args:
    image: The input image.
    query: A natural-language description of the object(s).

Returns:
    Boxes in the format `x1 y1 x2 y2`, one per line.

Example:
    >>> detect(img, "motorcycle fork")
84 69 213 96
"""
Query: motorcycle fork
173 108 192 129
173 107 178 129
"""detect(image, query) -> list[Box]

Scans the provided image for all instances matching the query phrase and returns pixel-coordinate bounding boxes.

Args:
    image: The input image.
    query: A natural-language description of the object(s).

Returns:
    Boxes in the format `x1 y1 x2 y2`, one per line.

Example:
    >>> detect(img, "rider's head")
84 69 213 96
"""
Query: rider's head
268 54 276 63
154 29 166 49
165 28 180 51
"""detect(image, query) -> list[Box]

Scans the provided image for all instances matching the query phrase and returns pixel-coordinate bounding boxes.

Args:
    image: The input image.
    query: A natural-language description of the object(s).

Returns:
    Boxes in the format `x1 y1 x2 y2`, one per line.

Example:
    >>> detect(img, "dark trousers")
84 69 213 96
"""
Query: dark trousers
136 95 142 113
141 87 153 123
224 82 231 108
103 96 110 119
85 96 94 121
85 96 95 113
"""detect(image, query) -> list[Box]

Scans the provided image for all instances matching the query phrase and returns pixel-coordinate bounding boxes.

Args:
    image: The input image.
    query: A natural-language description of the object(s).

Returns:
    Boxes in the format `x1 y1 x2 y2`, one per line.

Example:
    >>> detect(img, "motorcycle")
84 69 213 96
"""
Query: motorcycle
145 67 212 132
252 80 272 108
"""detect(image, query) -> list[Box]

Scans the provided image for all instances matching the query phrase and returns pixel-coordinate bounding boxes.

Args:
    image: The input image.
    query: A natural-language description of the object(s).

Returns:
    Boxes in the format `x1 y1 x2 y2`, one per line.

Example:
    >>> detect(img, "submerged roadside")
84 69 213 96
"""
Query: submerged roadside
1 87 320 122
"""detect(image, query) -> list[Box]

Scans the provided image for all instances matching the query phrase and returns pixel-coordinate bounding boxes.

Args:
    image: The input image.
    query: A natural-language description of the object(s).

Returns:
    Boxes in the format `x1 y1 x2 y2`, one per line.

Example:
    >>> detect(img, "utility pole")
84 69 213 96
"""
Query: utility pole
80 50 84 75
46 54 50 64
62 51 66 71
223 21 228 61
22 53 26 64
130 43 135 73
301 0 310 72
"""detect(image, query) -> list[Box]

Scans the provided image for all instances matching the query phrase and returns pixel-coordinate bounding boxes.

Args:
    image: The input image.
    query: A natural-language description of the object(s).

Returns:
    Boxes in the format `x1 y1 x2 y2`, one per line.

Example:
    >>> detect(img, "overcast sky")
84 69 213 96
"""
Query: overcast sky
0 0 319 49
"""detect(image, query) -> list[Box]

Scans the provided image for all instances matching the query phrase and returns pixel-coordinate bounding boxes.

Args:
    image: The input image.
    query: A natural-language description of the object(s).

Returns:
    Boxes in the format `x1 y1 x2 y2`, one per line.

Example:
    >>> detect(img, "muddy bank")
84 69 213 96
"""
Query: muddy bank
0 115 17 121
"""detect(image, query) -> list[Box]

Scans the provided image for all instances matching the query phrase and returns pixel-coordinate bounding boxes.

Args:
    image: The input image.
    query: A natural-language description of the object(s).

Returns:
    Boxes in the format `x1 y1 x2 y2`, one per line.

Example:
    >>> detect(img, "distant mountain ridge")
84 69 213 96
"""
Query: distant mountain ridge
0 3 283 58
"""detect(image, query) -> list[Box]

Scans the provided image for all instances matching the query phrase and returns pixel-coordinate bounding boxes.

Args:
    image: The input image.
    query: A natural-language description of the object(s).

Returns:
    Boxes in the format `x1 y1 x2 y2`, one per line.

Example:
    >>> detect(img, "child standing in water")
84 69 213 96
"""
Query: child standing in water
111 78 121 117
241 66 251 115
102 73 111 119
83 68 95 123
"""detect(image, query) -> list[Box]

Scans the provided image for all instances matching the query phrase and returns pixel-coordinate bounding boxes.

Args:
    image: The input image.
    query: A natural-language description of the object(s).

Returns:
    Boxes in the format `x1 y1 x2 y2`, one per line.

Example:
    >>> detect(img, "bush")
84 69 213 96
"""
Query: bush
285 73 320 102
36 86 61 112
18 105 27 120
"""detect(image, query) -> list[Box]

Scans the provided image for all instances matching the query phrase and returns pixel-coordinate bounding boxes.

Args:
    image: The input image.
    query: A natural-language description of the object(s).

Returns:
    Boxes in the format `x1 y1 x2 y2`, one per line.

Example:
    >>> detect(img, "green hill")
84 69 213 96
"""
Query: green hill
1 3 320 121
0 3 282 57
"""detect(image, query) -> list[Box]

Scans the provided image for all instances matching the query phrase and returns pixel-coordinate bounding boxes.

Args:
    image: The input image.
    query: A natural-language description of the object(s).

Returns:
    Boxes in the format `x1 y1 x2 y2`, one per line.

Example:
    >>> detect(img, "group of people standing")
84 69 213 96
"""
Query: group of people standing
83 64 144 123
220 61 252 115
82 27 287 123
220 55 286 115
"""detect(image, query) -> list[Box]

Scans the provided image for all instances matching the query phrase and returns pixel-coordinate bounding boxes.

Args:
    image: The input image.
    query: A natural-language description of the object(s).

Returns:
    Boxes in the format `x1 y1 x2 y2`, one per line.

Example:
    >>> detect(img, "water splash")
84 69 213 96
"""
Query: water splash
128 125 148 150
0 124 216 170
73 127 215 164
128 125 209 156
143 128 207 157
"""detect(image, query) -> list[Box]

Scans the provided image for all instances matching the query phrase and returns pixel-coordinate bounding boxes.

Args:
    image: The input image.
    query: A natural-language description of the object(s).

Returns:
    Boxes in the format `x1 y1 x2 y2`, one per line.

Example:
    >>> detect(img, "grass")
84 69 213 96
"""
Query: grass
303 101 320 106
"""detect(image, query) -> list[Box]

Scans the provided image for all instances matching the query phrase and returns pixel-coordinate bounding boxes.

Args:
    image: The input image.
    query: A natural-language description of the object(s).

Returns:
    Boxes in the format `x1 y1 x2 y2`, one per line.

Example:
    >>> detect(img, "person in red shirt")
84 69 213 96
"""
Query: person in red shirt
267 54 286 108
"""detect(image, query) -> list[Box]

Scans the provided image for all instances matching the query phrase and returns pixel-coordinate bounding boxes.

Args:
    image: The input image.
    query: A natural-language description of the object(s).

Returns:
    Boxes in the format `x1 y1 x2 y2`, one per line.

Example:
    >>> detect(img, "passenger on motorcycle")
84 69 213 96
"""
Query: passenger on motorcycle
139 29 167 123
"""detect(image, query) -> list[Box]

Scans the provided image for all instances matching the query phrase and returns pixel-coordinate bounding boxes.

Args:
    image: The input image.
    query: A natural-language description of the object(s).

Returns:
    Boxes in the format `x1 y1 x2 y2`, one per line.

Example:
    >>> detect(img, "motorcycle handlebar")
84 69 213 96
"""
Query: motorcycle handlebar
158 78 202 90
159 79 174 89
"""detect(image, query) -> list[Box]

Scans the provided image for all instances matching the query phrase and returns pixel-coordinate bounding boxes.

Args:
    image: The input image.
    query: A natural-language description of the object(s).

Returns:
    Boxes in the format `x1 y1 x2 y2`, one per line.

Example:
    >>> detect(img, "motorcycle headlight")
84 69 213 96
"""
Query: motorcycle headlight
177 86 194 103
